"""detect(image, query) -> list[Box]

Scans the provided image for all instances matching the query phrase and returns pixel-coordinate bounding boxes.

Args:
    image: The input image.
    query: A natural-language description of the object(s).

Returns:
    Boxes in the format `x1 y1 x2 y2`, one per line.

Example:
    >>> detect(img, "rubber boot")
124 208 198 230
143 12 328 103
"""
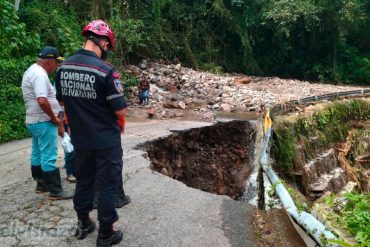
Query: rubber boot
116 188 131 208
31 165 50 193
43 169 73 200
75 214 96 240
96 223 123 247
93 189 131 209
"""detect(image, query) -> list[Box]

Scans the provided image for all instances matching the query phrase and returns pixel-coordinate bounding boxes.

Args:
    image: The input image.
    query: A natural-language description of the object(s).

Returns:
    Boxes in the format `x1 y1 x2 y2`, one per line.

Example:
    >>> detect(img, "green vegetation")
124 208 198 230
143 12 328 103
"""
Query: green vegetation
272 99 370 169
341 193 370 246
10 0 370 83
1 0 370 143
0 84 30 143
18 0 82 57
266 179 281 208
272 126 296 169
325 193 370 246
120 71 139 99
272 101 370 246
0 0 41 143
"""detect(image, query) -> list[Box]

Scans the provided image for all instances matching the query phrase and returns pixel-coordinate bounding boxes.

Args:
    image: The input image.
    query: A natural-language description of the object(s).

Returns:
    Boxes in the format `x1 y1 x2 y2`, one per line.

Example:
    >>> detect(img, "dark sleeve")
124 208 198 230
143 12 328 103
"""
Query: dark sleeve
55 68 63 102
105 69 127 110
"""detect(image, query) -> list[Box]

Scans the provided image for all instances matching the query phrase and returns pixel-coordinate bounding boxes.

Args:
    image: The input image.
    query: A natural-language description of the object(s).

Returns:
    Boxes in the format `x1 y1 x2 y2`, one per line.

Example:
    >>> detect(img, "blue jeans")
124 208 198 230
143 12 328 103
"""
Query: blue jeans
27 121 58 172
139 90 149 104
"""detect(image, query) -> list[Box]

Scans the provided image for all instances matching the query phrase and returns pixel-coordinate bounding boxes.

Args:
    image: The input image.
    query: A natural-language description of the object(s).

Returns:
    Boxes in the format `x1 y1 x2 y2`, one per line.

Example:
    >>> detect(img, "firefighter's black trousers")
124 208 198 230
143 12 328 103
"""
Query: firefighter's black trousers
72 145 123 223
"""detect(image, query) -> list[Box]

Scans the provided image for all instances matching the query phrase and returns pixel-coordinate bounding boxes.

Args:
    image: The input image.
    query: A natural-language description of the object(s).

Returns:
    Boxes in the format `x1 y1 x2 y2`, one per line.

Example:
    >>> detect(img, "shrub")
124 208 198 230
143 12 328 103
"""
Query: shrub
0 85 29 143
18 0 82 57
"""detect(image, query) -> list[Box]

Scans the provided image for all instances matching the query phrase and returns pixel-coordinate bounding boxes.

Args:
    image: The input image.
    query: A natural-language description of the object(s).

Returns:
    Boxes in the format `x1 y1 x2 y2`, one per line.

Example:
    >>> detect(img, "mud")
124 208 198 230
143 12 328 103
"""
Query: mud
145 120 257 199
253 209 306 247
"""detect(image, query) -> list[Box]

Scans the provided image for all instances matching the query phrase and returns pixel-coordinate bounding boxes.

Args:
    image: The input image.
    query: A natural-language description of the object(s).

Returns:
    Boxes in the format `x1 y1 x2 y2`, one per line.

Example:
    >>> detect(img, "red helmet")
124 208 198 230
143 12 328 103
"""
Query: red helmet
81 20 115 50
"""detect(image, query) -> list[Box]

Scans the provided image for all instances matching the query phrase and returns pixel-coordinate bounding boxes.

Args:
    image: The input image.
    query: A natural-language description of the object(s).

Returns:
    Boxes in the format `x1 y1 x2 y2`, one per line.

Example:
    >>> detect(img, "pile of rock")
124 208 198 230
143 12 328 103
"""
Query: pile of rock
126 60 363 121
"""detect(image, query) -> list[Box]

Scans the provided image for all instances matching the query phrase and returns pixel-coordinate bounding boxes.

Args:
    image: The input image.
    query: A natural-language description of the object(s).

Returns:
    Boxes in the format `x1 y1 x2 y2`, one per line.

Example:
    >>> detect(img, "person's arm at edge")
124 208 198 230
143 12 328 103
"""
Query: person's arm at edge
114 107 128 118
37 97 64 137
37 97 59 123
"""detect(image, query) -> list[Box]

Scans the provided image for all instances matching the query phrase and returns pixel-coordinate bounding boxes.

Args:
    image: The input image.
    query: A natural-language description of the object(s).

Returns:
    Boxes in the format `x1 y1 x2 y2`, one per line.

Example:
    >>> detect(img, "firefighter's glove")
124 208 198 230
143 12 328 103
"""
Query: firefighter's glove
118 117 125 134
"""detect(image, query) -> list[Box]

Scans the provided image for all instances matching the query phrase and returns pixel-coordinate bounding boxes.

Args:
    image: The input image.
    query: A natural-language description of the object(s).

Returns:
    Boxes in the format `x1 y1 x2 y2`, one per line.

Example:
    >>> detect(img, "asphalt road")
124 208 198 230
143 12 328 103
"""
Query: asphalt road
0 120 260 247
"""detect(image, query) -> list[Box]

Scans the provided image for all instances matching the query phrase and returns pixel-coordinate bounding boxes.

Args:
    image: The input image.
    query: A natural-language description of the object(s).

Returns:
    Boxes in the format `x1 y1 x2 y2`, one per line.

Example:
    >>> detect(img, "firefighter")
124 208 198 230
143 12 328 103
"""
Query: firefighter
55 20 127 246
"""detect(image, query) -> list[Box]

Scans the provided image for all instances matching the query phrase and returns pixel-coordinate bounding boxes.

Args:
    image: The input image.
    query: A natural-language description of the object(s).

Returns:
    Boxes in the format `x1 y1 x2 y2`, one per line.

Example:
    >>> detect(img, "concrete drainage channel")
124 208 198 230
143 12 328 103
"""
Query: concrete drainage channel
144 120 258 200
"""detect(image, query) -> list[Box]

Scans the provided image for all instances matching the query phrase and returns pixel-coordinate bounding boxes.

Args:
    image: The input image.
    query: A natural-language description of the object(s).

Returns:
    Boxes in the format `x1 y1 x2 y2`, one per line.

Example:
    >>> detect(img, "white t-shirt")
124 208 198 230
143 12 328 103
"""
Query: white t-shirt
21 63 60 124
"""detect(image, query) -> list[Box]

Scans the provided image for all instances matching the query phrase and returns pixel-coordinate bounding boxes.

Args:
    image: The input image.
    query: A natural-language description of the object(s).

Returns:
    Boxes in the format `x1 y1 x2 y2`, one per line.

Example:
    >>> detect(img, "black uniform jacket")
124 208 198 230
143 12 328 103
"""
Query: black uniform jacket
56 49 127 149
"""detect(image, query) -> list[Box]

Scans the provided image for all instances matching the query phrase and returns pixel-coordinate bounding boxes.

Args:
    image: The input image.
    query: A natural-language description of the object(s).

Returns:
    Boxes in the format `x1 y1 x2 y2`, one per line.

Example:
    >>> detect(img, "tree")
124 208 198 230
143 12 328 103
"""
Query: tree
14 0 21 11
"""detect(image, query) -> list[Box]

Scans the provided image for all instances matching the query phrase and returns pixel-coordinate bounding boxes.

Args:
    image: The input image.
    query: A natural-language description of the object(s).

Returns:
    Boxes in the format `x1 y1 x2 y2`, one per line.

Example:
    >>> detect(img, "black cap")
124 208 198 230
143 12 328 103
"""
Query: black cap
38 46 64 61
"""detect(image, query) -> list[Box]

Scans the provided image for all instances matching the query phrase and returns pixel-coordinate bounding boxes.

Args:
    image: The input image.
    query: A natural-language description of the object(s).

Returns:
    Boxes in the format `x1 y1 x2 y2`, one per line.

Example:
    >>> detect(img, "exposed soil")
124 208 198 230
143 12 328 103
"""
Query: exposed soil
253 209 306 247
144 121 257 199
142 120 308 246
126 105 215 123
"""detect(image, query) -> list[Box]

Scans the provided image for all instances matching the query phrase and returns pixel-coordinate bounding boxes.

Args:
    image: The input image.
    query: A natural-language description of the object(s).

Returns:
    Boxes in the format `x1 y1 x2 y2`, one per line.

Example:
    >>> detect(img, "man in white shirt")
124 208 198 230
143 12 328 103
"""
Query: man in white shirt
22 46 73 200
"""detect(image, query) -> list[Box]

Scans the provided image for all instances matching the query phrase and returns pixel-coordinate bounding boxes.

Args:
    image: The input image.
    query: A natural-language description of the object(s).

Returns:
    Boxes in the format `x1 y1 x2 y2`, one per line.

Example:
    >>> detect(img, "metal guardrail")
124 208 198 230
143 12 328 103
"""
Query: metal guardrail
260 127 337 247
259 89 370 246
276 88 370 108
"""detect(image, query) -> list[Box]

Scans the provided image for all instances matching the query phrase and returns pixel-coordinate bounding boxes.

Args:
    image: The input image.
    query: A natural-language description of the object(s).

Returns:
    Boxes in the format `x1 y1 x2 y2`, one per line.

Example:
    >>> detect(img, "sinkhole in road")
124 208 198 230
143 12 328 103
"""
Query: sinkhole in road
145 121 257 199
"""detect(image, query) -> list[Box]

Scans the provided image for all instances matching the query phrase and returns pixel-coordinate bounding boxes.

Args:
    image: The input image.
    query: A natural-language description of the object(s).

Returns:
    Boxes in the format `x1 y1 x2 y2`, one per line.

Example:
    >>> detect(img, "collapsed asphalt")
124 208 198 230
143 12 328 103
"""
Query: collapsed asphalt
0 120 260 247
